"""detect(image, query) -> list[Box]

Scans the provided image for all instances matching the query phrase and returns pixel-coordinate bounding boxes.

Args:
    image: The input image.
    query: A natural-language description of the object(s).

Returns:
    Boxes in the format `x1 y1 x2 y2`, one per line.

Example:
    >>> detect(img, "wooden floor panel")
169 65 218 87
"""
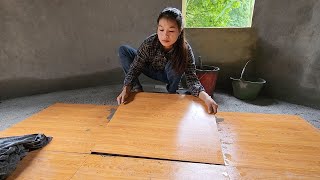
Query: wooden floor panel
72 155 319 180
7 150 87 180
6 116 110 130
0 103 116 153
91 92 224 165
71 155 228 180
226 166 320 179
1 129 98 153
1 99 319 179
216 112 320 177
31 103 114 119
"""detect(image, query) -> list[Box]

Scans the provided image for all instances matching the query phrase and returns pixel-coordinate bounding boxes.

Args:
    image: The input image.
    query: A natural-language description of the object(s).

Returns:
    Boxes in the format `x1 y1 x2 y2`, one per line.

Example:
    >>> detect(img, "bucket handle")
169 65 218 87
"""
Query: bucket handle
240 60 251 80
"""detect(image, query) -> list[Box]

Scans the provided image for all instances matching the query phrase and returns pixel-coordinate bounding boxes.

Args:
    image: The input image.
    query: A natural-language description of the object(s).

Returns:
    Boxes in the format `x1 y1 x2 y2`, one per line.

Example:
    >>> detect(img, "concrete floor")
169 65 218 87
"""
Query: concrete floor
0 84 319 131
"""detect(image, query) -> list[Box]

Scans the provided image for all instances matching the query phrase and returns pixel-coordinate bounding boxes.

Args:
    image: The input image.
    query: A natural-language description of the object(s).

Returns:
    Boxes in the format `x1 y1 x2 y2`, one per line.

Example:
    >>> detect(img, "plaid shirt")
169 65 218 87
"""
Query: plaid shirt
124 34 204 97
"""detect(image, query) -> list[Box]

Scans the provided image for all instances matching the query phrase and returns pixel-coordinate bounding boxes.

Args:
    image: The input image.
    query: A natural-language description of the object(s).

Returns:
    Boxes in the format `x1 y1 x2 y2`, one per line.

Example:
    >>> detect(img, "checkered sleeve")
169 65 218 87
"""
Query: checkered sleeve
184 43 205 97
124 40 149 87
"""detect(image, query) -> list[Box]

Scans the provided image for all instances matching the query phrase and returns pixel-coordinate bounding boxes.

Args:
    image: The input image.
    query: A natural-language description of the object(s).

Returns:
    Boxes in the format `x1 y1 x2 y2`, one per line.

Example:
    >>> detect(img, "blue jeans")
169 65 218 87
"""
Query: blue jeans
118 45 181 93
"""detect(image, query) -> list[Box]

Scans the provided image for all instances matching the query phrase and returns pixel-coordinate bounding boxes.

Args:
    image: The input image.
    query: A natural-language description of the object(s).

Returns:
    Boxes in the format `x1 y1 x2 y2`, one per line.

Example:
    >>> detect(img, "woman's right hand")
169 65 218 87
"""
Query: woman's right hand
117 86 131 105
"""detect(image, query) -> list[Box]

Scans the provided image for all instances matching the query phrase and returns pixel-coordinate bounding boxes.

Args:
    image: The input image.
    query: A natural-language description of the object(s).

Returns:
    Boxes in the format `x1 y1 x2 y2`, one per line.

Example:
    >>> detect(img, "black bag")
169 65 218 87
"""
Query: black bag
0 134 52 180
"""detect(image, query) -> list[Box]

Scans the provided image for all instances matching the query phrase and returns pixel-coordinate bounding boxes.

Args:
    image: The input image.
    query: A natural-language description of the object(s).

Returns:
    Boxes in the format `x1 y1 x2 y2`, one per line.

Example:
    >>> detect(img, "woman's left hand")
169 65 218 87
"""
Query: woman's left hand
204 96 218 114
199 91 218 114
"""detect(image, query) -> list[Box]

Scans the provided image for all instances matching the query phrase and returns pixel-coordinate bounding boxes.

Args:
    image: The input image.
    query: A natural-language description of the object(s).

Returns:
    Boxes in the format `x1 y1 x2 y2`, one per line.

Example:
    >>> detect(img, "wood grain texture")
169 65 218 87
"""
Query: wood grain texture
216 112 320 179
71 155 228 180
91 92 224 165
0 103 117 153
3 102 320 179
7 150 87 180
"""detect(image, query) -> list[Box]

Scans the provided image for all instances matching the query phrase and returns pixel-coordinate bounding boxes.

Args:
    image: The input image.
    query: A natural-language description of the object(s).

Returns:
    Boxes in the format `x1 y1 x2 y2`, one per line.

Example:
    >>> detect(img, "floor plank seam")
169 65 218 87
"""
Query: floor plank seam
91 152 225 166
68 153 90 180
45 150 91 155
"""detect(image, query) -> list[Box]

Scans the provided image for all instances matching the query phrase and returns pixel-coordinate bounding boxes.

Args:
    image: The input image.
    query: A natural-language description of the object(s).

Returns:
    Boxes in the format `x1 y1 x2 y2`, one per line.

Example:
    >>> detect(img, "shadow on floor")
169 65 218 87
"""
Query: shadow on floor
241 97 278 106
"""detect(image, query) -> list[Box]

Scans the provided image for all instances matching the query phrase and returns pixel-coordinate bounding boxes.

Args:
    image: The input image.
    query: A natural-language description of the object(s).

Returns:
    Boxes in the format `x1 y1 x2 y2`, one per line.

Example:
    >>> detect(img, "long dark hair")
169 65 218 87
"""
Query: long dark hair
157 7 187 74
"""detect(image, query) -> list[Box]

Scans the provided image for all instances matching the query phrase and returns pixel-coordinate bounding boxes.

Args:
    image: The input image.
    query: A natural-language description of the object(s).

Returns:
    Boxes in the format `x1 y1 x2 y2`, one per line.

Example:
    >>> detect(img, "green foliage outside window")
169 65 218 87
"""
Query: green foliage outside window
185 0 255 28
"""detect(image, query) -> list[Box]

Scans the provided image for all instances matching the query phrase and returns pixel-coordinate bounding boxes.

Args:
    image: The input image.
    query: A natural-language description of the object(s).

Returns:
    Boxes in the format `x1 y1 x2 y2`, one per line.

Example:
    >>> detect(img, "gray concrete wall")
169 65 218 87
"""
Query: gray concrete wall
186 28 257 89
0 0 181 99
0 0 257 100
253 0 320 108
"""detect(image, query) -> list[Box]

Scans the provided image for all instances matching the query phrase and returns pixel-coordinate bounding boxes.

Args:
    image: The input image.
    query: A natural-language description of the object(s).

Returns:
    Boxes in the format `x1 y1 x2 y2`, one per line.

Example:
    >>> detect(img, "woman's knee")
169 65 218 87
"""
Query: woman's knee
118 45 130 57
118 45 134 66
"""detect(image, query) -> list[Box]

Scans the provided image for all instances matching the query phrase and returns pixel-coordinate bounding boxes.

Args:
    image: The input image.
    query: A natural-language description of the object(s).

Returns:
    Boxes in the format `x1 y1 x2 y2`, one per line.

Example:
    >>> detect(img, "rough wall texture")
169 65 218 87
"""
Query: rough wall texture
253 0 320 108
186 28 257 89
0 0 181 99
0 0 257 99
